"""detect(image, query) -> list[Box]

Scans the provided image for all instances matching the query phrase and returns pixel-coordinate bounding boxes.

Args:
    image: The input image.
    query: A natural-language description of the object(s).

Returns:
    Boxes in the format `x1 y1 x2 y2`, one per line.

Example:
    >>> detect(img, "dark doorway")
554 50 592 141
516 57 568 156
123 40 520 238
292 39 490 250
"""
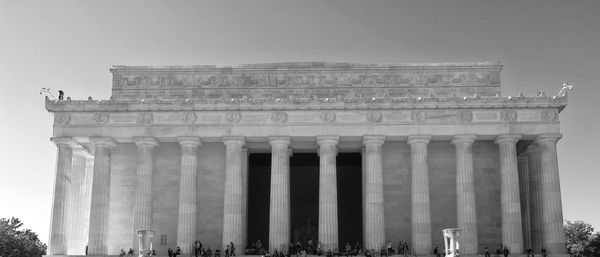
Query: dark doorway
247 153 271 249
290 153 319 247
247 152 363 251
337 153 363 250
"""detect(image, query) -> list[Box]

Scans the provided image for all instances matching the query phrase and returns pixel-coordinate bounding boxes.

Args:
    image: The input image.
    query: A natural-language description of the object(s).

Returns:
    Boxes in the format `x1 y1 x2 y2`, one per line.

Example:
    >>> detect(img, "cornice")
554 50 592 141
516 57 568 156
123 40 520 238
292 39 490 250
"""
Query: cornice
45 95 568 113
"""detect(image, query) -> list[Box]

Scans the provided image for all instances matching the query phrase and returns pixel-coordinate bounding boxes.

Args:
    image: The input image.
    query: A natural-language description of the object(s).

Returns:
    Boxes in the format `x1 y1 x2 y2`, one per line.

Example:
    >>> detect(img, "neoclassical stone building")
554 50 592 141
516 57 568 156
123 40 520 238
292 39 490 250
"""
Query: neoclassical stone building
45 62 569 256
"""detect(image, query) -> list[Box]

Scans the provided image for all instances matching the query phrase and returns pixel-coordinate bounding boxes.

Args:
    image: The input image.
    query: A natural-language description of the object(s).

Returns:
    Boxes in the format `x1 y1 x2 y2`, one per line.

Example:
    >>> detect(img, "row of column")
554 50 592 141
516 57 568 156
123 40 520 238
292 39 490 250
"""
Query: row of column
48 133 565 255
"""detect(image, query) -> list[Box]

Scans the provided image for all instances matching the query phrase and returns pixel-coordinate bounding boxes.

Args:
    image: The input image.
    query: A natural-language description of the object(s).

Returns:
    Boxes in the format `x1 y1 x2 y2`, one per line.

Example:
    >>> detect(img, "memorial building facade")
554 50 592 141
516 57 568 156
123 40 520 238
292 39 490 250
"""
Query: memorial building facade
45 62 569 256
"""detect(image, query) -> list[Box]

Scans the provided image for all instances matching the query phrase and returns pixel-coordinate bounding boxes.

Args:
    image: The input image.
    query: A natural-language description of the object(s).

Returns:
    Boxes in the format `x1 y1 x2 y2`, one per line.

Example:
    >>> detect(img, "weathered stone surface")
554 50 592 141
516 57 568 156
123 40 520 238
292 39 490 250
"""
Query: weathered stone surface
44 62 570 256
110 62 502 100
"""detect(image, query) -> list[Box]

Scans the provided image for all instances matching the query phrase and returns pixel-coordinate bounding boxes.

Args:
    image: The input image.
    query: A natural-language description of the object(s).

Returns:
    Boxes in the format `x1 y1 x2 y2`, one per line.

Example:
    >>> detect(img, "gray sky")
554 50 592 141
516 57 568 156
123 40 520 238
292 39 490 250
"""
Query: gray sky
1 0 599 244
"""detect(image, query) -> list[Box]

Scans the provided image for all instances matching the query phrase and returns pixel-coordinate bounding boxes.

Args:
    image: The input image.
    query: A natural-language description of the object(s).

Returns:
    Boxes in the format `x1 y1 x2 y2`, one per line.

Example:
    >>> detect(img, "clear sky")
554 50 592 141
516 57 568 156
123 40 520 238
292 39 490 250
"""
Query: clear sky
1 0 599 244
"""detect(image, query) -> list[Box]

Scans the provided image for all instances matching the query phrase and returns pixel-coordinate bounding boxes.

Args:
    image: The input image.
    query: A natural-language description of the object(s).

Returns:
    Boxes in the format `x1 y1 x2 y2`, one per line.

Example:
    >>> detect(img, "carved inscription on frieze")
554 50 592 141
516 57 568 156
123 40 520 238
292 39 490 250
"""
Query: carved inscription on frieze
111 64 502 100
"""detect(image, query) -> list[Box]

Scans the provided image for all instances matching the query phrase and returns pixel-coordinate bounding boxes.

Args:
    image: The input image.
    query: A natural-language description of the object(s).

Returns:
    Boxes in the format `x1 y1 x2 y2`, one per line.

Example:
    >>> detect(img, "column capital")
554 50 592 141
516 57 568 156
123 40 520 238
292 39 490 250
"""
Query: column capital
90 137 117 148
495 134 521 144
134 137 159 148
317 135 339 146
269 136 291 146
178 137 201 147
535 133 562 144
451 134 477 145
525 143 540 153
363 135 385 145
222 136 246 146
73 146 92 157
51 137 78 147
407 135 432 145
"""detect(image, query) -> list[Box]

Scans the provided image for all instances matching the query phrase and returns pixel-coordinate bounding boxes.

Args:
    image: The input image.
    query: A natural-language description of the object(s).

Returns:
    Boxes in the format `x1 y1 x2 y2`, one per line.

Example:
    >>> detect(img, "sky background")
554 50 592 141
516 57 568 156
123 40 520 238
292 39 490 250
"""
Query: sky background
1 0 599 245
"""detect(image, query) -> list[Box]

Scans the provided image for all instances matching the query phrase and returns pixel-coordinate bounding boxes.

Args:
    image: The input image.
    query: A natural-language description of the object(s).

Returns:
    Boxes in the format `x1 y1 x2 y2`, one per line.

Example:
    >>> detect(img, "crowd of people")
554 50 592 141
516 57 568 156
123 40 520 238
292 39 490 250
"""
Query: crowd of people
111 241 547 257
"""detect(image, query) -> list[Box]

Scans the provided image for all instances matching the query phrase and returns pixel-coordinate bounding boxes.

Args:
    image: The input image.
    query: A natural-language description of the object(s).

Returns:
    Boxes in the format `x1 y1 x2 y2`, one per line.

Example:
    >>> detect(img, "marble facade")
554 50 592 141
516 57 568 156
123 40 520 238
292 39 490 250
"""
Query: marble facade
45 62 569 256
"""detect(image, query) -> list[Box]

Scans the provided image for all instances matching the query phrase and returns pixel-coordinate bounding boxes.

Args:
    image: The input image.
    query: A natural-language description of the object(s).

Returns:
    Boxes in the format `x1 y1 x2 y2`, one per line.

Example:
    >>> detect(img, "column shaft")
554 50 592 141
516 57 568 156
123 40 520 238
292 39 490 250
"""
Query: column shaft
452 135 478 254
408 135 432 255
68 148 90 255
527 144 543 252
223 137 246 251
536 134 566 254
362 135 385 251
318 136 339 251
88 137 116 255
269 136 291 251
177 137 201 254
241 148 249 251
495 134 524 254
518 155 532 250
49 137 75 255
83 155 95 251
133 137 158 239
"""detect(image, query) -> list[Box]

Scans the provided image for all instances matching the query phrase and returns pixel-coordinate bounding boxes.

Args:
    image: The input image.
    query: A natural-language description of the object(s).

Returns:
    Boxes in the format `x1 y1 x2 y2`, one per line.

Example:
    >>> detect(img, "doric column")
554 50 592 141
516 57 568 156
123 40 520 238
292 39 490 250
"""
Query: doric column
408 135 432 255
177 137 201 254
222 137 246 251
518 154 532 250
526 144 543 252
88 137 117 255
361 147 366 248
49 137 76 255
68 147 91 255
451 135 478 254
269 136 291 251
362 135 385 250
241 147 249 251
495 134 524 254
133 137 158 250
317 136 339 251
83 153 95 251
535 134 565 254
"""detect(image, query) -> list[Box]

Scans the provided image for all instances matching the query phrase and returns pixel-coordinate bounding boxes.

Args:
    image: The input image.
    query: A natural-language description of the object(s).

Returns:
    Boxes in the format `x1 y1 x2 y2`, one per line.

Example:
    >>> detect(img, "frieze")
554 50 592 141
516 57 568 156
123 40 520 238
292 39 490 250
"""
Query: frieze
271 111 288 123
93 113 109 124
501 110 517 122
473 111 500 122
411 111 428 122
457 110 473 122
366 111 383 123
137 113 153 124
50 108 561 127
110 63 502 100
54 113 71 125
320 112 336 123
541 109 558 121
517 110 541 121
181 112 197 124
225 112 242 123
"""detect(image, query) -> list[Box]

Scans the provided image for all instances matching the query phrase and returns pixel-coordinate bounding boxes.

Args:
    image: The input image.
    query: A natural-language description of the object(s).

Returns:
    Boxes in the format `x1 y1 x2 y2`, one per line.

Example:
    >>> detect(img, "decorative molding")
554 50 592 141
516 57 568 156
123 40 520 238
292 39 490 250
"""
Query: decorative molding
54 113 71 125
541 109 558 121
181 112 197 124
411 111 427 122
457 110 473 122
93 113 109 124
501 110 517 121
225 111 242 123
137 113 153 124
320 111 336 123
366 111 383 123
271 111 288 123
